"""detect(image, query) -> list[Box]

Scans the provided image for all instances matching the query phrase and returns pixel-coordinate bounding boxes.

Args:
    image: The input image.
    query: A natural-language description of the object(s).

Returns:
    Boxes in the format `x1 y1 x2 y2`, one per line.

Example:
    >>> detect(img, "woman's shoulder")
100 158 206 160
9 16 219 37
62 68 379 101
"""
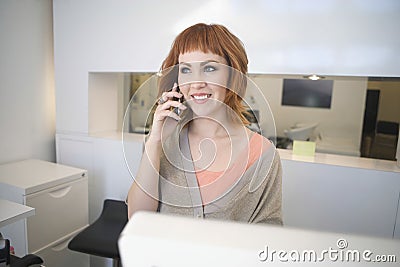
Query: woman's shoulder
249 131 276 152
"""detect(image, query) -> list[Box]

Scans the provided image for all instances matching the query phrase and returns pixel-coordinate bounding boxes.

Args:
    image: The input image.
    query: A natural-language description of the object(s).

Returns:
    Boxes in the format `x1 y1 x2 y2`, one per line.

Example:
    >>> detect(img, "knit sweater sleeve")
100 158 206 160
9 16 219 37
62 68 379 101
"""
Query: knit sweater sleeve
249 151 283 225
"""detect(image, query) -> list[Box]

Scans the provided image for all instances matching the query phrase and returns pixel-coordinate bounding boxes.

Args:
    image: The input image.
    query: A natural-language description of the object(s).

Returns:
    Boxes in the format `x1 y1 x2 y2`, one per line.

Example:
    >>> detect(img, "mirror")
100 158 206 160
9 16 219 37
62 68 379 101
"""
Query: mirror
122 72 400 161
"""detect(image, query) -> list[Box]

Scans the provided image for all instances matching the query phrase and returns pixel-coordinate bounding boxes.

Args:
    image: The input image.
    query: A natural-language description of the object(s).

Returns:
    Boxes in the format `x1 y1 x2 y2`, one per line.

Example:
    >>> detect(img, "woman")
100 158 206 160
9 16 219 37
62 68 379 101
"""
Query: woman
127 23 282 225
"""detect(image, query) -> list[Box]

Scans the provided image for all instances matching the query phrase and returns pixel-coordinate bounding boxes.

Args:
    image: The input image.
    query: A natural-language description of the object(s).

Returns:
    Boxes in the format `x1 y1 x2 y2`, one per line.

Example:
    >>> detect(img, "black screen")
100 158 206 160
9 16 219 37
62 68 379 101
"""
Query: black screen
282 79 333 108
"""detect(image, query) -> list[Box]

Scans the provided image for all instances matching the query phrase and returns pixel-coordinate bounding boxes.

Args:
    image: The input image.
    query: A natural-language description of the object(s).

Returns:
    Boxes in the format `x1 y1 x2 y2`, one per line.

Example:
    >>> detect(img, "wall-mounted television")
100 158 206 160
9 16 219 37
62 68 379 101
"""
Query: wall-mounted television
282 79 333 109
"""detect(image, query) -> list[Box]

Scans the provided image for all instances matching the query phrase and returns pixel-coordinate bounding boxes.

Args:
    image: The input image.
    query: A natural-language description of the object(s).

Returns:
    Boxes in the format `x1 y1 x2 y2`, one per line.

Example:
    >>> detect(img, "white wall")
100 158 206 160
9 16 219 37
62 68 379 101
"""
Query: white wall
53 0 400 135
0 0 55 164
88 73 125 134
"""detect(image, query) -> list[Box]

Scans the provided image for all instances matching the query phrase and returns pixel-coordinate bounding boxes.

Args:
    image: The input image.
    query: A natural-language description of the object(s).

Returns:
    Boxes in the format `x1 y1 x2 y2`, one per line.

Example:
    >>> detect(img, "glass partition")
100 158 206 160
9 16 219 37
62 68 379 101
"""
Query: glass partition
90 72 399 161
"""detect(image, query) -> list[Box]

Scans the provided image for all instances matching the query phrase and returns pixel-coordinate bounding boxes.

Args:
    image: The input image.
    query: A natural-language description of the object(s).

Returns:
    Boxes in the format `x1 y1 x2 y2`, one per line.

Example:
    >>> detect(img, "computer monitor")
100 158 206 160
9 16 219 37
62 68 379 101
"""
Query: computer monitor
119 212 399 266
282 79 333 109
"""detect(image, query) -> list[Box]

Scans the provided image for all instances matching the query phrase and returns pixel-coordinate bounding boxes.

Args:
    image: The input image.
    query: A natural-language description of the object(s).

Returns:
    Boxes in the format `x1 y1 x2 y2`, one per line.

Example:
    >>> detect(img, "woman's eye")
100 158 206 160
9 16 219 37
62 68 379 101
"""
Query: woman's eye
180 67 191 74
204 65 216 72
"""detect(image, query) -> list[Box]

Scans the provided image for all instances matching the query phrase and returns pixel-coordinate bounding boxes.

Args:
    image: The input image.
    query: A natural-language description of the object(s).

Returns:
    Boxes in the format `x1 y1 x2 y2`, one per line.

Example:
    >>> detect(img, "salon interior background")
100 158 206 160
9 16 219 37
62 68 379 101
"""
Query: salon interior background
1 1 399 266
1 0 399 165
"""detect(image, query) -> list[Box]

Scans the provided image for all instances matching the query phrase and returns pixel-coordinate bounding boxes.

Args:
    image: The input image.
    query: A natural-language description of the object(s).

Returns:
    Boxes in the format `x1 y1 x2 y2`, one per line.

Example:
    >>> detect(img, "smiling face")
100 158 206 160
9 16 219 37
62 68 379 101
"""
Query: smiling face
178 51 230 118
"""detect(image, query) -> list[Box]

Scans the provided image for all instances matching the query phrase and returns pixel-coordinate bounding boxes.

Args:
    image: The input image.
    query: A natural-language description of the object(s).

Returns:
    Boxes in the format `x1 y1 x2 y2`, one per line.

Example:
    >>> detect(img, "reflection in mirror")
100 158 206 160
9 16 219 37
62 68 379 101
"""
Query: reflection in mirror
362 77 400 161
127 73 156 134
125 73 399 161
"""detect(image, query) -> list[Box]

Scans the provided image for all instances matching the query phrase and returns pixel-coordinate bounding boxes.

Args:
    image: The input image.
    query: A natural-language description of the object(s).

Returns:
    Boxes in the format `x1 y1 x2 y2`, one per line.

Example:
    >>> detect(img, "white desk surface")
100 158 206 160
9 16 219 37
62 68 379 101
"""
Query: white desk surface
0 199 35 228
278 148 400 173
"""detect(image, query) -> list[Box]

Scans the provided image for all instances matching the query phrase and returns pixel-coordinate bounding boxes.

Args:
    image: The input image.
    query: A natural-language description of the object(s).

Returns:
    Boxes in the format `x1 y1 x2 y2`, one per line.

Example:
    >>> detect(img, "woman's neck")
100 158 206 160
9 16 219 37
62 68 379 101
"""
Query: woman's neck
189 118 224 138
188 116 243 139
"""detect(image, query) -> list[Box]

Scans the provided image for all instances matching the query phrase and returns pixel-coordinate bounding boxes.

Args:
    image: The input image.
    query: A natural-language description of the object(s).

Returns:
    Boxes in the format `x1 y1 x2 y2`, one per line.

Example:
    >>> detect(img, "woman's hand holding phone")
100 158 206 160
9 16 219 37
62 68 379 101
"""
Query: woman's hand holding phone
148 83 186 143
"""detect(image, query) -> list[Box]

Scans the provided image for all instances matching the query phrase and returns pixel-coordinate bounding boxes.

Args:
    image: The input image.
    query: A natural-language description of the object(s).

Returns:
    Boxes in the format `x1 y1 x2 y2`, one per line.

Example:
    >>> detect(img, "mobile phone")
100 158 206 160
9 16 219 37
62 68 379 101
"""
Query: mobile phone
172 86 182 116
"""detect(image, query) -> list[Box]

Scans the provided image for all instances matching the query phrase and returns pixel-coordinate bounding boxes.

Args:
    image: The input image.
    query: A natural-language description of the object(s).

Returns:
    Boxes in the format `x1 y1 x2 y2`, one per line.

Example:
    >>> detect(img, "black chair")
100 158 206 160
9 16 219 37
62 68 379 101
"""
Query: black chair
68 199 128 267
0 235 43 267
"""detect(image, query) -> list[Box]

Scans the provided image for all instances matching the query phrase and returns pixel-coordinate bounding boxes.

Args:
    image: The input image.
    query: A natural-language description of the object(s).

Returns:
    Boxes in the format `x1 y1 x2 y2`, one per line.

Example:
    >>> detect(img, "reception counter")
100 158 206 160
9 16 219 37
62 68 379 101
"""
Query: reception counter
278 148 400 239
56 132 400 240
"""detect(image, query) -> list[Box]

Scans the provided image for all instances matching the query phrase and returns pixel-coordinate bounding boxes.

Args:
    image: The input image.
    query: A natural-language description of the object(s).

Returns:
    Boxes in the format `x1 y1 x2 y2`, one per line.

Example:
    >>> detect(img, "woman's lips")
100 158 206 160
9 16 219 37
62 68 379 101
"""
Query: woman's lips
191 93 211 104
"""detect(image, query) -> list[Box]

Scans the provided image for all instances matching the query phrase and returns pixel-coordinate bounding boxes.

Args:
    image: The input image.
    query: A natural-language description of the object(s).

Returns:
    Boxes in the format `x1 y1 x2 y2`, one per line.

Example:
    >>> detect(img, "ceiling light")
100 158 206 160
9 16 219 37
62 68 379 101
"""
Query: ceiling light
304 74 325 81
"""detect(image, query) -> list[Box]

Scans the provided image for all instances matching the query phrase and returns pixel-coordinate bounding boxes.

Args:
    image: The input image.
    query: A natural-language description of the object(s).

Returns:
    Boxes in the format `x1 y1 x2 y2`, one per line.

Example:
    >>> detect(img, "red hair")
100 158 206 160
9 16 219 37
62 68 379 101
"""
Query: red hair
159 23 249 124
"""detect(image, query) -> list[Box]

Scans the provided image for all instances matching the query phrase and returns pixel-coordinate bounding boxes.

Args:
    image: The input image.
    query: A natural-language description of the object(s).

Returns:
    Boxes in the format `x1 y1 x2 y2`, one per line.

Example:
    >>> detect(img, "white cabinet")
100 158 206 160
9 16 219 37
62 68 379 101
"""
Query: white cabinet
0 159 89 266
35 230 89 267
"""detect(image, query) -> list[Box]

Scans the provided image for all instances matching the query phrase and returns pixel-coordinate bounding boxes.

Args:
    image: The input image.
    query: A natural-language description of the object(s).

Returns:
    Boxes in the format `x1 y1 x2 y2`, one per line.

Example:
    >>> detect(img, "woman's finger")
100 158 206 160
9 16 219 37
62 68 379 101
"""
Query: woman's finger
158 92 182 105
157 92 168 105
157 100 186 111
154 109 181 122
164 90 182 100
172 82 179 92
159 83 182 102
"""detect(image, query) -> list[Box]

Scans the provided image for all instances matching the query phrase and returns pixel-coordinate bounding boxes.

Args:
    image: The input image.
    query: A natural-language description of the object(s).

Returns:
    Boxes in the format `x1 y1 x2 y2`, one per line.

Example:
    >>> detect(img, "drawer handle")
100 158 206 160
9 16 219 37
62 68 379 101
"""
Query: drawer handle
48 186 72 198
51 236 73 252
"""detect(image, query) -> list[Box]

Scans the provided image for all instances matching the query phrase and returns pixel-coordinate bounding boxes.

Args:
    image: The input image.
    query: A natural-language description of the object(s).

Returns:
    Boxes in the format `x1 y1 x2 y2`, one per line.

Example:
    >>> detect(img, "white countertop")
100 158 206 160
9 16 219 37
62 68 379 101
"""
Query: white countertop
278 148 400 173
0 199 35 228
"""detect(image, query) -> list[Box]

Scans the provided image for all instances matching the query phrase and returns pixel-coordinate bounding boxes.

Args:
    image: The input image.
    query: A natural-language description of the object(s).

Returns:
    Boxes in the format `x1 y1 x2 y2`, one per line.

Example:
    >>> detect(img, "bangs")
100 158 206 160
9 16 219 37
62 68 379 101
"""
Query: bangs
174 24 227 61
160 23 249 124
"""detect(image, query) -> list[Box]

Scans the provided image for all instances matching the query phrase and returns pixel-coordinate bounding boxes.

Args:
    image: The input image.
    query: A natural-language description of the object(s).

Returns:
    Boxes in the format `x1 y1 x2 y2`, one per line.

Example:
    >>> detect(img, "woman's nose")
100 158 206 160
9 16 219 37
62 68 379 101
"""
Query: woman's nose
190 81 206 89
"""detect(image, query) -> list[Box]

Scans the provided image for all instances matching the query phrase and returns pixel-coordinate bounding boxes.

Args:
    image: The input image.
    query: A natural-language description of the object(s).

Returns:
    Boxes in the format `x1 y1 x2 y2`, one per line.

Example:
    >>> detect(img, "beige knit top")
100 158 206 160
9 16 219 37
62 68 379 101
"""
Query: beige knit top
157 124 283 225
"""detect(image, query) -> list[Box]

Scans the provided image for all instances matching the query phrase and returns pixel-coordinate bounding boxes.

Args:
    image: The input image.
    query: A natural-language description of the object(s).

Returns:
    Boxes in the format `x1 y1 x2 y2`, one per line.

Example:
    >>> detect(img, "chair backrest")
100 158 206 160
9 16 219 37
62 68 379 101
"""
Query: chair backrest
101 199 128 222
67 199 128 260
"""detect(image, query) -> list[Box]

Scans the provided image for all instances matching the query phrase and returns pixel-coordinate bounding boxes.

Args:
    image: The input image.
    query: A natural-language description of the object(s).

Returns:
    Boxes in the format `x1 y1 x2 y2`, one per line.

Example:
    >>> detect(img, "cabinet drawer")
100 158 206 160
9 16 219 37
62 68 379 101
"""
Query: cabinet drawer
36 232 89 267
26 177 88 253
